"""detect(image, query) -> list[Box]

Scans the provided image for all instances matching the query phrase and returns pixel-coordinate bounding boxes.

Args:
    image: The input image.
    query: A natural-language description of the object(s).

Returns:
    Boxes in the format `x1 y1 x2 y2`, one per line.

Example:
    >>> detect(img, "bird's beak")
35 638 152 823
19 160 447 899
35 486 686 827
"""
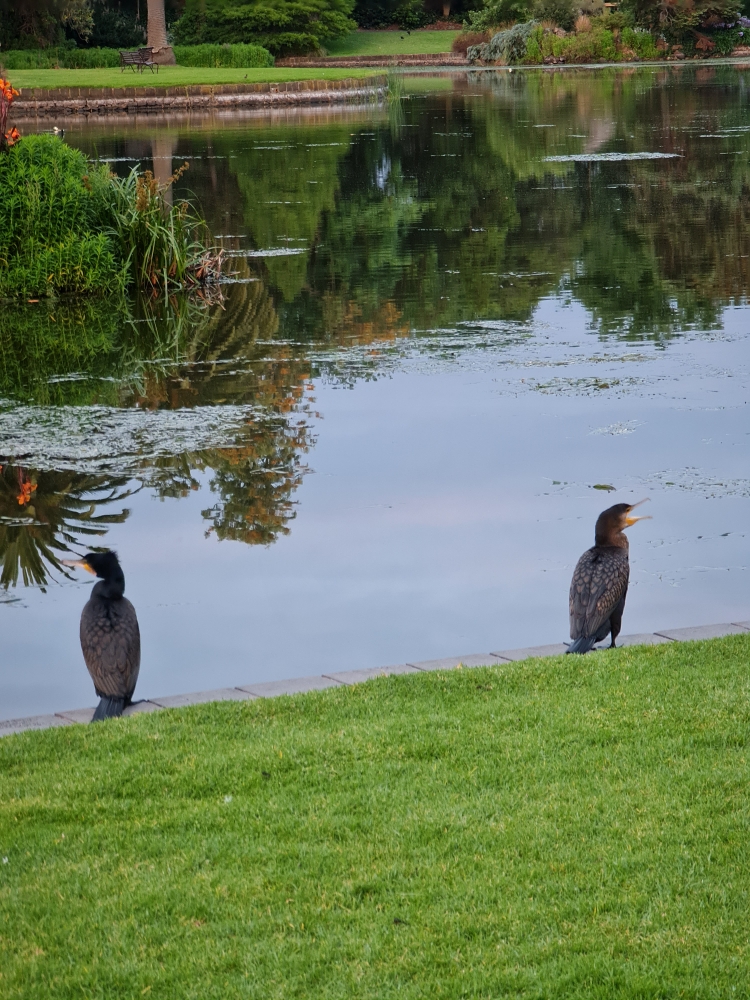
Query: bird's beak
61 559 96 575
625 498 652 526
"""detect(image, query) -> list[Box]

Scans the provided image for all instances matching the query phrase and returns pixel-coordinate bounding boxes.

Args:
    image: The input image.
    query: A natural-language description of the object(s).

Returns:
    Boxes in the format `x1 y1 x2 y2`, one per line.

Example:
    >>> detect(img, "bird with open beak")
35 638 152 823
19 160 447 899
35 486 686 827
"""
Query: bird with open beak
567 499 651 654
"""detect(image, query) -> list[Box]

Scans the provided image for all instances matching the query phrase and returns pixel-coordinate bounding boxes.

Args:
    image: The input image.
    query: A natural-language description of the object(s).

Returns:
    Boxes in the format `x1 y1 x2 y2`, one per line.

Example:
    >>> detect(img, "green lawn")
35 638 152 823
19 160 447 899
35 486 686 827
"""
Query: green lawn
326 29 461 56
8 66 382 91
2 635 750 998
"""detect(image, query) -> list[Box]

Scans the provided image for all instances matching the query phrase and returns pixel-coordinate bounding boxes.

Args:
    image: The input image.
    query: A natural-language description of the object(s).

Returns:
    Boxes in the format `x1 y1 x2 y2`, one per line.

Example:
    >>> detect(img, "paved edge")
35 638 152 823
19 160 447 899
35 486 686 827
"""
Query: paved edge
3 622 749 736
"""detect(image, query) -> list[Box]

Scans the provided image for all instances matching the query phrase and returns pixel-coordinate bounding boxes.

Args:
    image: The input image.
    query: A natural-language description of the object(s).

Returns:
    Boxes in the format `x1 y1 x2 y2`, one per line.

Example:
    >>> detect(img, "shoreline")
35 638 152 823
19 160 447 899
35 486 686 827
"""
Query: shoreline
3 620 748 736
9 75 388 117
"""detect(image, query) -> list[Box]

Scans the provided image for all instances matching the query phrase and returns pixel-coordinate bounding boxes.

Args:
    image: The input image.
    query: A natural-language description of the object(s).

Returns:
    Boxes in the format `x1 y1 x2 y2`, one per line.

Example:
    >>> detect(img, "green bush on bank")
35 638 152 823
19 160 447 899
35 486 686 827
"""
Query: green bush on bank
0 136 122 298
0 135 217 300
0 44 273 70
173 43 274 66
173 0 356 56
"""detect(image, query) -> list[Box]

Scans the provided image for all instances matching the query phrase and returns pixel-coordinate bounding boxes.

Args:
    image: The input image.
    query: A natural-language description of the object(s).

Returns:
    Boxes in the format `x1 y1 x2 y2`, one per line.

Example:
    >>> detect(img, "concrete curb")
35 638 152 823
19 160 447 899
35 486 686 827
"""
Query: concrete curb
2 621 749 737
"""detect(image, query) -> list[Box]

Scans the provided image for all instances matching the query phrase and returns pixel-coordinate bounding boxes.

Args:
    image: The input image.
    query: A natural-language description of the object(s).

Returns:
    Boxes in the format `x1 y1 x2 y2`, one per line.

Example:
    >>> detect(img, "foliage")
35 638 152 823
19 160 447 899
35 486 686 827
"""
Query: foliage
4 637 750 996
0 464 131 590
467 19 537 60
532 0 574 29
712 23 743 51
0 135 123 298
0 78 20 150
0 0 93 49
173 0 356 55
84 0 145 49
173 42 274 65
325 28 460 52
464 0 532 31
621 24 658 56
0 46 121 68
95 162 222 290
525 21 618 59
618 0 741 37
451 28 491 50
353 0 423 26
0 135 220 298
1 44 273 68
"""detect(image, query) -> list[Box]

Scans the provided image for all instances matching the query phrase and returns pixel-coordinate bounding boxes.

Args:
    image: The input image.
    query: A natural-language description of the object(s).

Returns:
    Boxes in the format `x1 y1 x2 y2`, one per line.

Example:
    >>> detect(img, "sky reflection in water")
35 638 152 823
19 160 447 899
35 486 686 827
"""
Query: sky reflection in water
2 65 750 719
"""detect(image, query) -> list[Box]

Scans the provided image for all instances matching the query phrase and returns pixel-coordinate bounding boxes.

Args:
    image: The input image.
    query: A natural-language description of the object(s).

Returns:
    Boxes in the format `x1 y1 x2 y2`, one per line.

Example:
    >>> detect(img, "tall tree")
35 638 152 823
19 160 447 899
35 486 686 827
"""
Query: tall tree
147 0 175 62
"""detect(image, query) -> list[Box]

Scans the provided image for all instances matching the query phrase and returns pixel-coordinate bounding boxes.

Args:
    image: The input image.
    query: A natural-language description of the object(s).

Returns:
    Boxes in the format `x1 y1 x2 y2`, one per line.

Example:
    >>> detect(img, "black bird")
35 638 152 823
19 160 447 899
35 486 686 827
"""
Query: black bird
567 500 650 654
63 551 141 720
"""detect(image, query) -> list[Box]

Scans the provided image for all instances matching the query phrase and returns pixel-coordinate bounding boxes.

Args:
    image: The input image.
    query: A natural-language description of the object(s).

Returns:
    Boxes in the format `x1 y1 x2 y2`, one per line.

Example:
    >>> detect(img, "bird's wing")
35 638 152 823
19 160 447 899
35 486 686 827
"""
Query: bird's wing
80 598 141 698
569 547 629 640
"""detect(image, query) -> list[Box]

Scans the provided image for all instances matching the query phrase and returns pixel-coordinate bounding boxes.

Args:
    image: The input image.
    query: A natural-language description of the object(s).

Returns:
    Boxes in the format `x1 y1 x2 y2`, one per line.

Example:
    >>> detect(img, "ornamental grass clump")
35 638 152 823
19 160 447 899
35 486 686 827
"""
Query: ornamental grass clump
100 162 224 289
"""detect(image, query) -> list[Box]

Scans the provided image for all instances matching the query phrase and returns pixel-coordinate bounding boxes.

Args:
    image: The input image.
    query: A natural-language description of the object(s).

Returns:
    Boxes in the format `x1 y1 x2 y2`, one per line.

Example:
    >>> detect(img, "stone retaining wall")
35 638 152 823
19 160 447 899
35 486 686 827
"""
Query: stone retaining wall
10 75 388 117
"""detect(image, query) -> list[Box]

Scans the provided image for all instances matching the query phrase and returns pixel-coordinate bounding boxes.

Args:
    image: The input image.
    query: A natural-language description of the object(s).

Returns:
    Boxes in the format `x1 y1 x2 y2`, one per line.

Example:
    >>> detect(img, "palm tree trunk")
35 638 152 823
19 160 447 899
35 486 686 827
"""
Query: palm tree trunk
147 0 176 64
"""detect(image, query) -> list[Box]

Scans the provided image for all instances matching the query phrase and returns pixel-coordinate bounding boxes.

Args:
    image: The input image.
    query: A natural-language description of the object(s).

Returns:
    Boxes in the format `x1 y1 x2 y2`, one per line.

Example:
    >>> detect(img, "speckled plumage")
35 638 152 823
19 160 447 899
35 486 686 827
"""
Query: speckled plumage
569 543 629 648
566 500 649 654
80 591 141 700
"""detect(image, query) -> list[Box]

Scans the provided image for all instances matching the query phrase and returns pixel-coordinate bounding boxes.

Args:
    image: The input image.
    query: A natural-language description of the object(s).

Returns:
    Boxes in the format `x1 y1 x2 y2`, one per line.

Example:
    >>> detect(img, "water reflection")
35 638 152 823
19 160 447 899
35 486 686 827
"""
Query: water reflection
4 70 750 717
0 464 131 589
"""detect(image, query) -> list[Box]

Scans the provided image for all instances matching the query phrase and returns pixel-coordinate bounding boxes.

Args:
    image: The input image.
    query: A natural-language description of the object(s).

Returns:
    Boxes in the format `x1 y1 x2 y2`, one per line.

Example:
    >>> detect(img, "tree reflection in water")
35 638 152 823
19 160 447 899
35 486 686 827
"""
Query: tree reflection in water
0 464 132 590
0 266 316 590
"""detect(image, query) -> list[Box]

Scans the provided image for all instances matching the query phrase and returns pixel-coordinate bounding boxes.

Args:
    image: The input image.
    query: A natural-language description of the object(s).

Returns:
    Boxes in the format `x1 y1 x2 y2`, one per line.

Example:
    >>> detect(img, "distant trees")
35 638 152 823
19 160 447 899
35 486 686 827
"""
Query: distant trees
173 0 356 54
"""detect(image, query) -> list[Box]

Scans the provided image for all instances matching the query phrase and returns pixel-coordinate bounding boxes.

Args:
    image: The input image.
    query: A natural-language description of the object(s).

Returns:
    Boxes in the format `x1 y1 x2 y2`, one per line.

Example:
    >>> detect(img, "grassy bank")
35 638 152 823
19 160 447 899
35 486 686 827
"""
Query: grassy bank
2 634 750 997
8 66 383 91
326 29 461 56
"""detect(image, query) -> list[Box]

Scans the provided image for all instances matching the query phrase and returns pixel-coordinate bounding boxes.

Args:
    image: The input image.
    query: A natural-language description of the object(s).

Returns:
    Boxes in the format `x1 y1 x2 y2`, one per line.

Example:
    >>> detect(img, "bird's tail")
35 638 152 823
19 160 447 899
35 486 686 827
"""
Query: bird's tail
566 636 598 655
92 696 125 722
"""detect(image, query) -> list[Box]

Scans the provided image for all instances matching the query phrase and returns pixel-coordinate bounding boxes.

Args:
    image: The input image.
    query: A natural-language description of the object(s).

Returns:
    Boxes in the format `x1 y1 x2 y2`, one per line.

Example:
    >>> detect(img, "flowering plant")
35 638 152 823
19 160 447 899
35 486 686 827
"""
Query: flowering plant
0 78 20 150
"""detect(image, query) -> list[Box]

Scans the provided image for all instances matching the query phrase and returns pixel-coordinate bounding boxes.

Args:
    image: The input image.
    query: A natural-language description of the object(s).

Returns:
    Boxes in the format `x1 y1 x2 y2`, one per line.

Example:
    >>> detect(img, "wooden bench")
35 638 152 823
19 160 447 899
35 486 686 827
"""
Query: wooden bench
119 48 158 73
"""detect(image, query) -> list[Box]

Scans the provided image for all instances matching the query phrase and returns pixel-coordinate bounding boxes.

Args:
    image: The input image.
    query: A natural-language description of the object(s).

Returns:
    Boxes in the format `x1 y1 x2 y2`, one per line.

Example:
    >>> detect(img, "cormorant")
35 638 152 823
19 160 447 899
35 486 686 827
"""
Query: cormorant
567 499 650 654
63 551 141 720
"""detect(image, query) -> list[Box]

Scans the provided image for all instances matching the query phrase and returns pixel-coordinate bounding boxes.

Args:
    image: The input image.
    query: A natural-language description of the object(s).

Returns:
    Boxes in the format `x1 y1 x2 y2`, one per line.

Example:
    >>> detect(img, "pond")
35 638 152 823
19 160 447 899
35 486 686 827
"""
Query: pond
3 64 750 720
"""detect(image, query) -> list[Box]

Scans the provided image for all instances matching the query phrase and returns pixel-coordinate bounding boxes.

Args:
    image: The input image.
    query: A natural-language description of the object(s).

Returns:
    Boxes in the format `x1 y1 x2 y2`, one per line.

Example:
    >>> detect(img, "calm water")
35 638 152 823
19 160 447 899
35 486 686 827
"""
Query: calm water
3 65 750 719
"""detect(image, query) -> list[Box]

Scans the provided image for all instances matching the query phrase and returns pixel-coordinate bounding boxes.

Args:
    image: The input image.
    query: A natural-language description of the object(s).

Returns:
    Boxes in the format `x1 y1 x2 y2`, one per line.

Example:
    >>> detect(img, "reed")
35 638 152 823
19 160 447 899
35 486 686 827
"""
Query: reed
96 161 224 290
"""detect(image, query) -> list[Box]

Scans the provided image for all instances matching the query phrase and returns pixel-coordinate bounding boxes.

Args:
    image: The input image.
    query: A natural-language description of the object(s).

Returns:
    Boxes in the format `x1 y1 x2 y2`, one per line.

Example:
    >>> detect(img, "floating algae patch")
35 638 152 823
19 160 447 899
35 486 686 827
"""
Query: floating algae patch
0 402 264 477
543 152 682 162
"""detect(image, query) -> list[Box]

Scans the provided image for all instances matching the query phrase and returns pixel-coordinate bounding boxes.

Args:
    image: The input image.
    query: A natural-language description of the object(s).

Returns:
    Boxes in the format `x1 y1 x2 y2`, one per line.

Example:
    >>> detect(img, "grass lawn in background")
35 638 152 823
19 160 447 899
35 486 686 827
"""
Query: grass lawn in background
326 29 461 56
2 634 750 998
7 66 383 91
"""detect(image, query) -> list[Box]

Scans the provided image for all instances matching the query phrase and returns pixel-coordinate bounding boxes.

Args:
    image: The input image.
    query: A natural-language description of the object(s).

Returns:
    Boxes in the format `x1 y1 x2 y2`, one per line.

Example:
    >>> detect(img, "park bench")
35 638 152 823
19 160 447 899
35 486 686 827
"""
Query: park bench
119 48 158 73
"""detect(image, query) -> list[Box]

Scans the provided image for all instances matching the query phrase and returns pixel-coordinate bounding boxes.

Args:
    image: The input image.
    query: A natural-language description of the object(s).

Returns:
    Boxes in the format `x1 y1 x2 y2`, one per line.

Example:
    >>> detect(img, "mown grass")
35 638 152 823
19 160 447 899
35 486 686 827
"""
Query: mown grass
8 66 383 91
2 635 750 998
326 29 461 56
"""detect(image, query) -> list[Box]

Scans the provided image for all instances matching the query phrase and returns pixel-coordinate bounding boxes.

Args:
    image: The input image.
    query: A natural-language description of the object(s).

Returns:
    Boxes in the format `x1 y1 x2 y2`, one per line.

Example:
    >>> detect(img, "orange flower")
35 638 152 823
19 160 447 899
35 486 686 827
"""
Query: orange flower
0 79 18 101
17 481 37 506
4 127 20 147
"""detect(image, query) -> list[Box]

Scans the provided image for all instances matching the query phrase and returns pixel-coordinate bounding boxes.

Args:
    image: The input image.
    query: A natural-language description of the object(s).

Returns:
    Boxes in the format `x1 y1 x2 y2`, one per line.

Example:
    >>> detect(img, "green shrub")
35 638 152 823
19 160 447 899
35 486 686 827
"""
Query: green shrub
0 47 121 69
95 163 217 289
173 42 274 66
524 22 618 61
0 135 219 299
0 135 122 299
1 44 274 69
712 25 742 53
532 0 574 30
621 25 658 57
468 19 538 61
464 0 533 32
173 0 356 56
